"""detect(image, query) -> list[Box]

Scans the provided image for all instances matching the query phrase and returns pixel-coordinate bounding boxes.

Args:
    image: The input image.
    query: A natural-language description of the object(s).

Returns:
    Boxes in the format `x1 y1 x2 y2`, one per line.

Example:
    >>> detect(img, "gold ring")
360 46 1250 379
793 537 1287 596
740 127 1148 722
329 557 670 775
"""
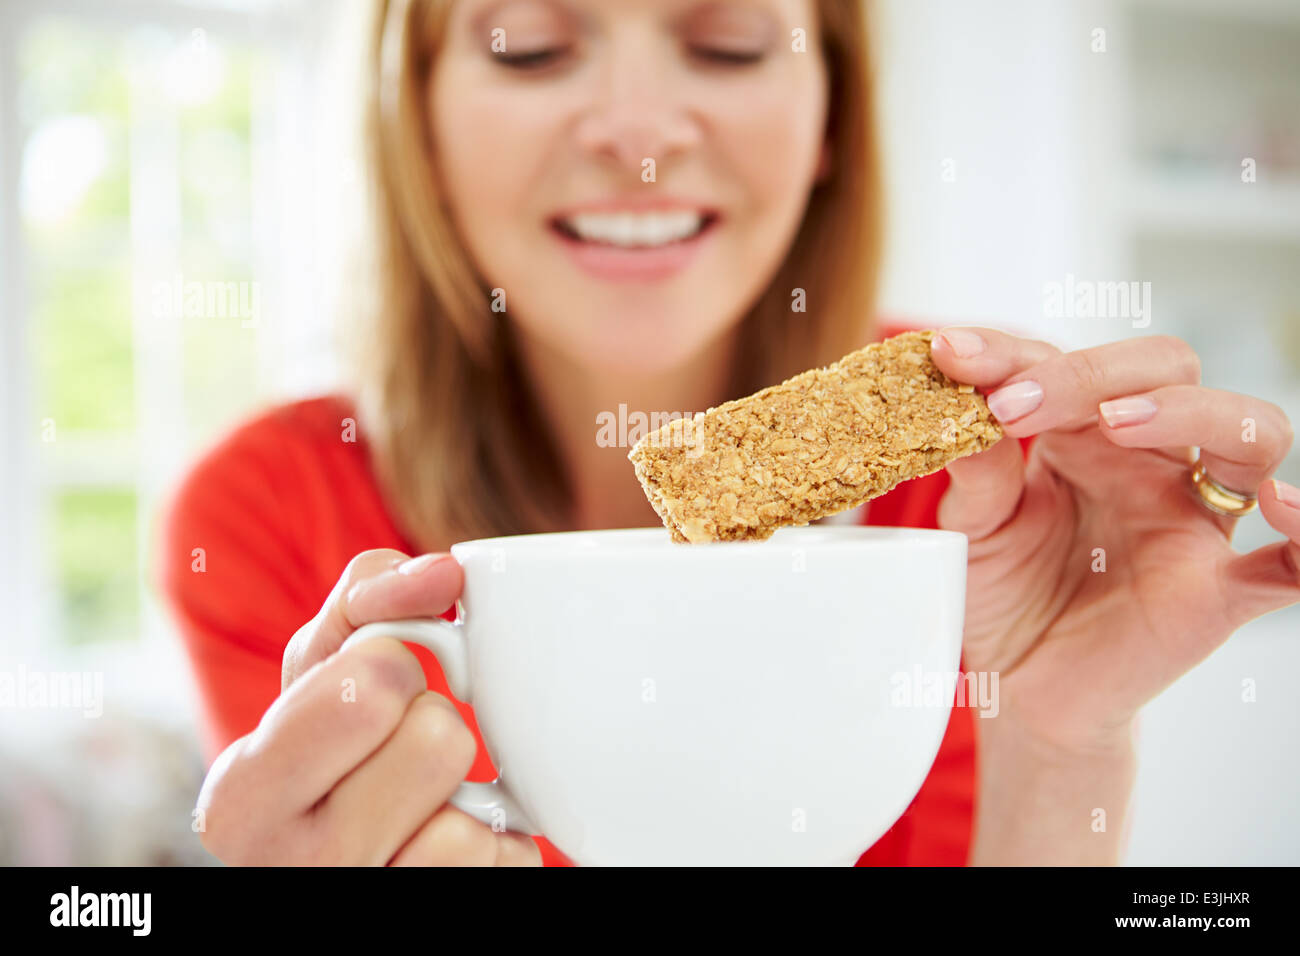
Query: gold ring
1190 458 1258 518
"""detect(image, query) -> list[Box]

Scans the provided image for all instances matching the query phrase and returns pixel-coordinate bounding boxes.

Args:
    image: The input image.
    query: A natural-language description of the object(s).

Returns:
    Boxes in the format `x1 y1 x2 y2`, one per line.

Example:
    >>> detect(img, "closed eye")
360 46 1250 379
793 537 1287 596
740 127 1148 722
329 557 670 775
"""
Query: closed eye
495 47 570 70
689 46 766 66
493 45 765 70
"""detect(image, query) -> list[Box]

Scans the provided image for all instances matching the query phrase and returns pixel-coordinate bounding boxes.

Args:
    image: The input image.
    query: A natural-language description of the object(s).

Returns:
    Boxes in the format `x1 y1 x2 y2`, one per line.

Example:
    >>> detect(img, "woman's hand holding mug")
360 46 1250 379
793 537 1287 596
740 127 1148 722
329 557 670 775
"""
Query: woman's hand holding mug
194 549 541 866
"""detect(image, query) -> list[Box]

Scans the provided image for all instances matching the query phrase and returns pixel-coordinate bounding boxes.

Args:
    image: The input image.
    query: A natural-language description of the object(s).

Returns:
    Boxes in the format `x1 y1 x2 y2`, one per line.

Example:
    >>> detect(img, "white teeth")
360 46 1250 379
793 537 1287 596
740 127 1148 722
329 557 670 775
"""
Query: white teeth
563 210 706 247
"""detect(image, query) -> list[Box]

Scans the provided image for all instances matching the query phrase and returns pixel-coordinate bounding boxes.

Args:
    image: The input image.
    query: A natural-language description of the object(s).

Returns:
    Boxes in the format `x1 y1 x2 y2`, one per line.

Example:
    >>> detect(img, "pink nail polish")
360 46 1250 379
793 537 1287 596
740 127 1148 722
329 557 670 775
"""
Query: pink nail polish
936 328 986 358
1272 480 1300 509
398 553 446 575
1099 396 1158 428
986 380 1044 423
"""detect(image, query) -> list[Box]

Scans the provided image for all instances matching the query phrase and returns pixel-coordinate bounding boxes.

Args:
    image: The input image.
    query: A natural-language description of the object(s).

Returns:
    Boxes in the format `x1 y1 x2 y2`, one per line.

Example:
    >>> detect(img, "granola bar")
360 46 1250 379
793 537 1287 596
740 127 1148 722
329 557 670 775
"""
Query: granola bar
628 329 1003 542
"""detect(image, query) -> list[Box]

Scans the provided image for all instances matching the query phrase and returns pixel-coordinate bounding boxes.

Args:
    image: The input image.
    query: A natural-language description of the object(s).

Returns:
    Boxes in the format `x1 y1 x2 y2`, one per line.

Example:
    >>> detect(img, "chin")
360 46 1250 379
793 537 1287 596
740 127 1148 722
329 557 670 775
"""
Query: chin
588 348 695 378
590 316 735 376
512 281 748 381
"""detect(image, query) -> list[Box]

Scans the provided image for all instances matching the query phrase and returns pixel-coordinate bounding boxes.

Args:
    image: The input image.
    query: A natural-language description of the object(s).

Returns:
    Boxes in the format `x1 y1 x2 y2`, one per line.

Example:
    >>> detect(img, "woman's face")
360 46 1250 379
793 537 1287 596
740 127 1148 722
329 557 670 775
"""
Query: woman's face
428 0 830 375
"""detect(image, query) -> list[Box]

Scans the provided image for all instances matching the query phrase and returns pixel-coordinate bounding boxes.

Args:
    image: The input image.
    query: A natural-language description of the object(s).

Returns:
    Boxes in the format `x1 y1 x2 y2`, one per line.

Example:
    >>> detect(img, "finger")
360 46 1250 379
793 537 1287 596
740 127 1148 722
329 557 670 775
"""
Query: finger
493 834 546 867
929 326 1062 387
1219 480 1300 629
230 636 428 816
388 807 540 867
316 691 477 865
937 434 1027 540
282 549 406 686
957 335 1202 437
1097 385 1294 496
283 549 464 688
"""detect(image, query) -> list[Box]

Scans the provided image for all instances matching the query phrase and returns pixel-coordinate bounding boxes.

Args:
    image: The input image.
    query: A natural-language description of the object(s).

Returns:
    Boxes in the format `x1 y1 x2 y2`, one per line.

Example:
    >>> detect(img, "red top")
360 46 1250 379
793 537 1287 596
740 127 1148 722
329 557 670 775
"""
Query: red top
158 326 985 866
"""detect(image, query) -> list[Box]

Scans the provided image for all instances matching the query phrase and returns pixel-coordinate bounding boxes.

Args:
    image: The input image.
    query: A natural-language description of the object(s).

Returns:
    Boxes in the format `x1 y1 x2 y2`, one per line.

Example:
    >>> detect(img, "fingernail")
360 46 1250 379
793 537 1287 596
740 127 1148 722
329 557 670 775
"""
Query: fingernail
936 327 986 359
397 553 449 575
1099 396 1158 428
986 380 1043 423
1272 480 1300 509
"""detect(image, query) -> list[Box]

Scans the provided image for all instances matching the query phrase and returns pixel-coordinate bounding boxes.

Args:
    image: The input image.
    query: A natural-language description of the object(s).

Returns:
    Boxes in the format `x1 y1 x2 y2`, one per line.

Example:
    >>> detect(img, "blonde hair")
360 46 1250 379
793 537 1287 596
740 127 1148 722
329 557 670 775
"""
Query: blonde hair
352 0 883 550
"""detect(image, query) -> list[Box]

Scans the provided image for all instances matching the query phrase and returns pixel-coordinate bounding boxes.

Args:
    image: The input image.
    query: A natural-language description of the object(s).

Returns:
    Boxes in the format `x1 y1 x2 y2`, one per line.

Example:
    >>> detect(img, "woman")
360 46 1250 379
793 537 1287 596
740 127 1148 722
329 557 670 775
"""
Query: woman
160 0 1299 866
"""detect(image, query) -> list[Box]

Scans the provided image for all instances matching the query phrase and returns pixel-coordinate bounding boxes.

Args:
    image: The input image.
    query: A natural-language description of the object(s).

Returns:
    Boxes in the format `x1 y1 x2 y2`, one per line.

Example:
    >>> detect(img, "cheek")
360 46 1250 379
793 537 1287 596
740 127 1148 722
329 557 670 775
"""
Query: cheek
702 75 827 229
429 70 559 261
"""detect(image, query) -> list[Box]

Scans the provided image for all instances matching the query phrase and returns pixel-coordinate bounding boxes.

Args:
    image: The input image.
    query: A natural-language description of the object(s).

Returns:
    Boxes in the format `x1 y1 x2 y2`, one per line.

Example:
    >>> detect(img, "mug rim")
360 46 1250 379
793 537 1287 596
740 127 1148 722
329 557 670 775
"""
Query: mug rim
450 525 965 559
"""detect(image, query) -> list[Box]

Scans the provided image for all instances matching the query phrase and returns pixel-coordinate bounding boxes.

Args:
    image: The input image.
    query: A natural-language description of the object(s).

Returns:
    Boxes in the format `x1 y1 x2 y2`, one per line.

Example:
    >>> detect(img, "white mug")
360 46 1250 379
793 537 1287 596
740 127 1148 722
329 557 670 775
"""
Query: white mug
342 525 966 866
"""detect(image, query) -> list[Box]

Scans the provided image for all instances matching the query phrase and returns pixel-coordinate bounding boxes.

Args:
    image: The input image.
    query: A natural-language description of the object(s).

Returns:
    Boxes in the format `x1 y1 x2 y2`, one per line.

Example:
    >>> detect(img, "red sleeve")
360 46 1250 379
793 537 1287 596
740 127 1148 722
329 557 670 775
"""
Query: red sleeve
155 412 327 764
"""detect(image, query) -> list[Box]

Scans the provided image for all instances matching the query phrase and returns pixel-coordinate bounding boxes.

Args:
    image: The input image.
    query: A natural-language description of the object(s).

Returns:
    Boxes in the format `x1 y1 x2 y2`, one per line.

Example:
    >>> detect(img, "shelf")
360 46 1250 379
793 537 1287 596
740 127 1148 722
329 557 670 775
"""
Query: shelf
1127 0 1300 29
1125 175 1300 241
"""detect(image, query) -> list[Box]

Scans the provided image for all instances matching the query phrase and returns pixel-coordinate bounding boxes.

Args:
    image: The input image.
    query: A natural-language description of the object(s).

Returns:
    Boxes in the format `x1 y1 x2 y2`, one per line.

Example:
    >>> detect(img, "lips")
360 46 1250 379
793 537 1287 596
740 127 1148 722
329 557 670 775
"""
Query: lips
547 200 722 282
551 210 719 248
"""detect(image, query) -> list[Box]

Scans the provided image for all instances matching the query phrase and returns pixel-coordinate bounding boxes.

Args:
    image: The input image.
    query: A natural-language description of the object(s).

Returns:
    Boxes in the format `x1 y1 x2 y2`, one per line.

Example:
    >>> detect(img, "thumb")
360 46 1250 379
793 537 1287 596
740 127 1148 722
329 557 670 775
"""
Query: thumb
283 550 464 688
937 436 1027 540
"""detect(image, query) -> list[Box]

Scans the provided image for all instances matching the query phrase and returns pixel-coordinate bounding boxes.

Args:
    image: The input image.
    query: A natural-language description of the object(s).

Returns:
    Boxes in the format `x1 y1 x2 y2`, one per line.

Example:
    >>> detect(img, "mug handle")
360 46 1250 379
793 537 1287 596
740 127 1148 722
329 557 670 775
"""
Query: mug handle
341 618 541 836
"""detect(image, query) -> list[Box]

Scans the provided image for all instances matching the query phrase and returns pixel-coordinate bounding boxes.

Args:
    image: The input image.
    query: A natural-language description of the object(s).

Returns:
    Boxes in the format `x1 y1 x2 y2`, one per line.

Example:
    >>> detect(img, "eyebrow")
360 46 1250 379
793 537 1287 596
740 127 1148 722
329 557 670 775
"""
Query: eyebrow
667 0 781 41
468 0 782 39
467 0 581 38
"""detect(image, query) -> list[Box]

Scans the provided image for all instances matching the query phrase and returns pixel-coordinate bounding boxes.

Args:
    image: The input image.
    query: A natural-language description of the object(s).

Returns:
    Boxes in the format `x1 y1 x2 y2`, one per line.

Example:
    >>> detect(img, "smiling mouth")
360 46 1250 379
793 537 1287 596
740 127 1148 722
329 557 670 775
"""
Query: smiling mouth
549 210 721 248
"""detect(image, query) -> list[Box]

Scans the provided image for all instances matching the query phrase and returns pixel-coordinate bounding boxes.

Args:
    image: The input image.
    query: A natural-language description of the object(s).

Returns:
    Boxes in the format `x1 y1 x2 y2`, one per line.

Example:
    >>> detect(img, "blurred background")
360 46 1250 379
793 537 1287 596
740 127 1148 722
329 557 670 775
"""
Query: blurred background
0 0 1297 865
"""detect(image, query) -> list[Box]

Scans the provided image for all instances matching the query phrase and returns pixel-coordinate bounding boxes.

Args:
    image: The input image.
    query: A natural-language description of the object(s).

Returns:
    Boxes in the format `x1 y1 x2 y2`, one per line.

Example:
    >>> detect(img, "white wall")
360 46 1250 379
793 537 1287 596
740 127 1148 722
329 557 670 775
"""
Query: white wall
874 0 1085 341
874 0 1300 865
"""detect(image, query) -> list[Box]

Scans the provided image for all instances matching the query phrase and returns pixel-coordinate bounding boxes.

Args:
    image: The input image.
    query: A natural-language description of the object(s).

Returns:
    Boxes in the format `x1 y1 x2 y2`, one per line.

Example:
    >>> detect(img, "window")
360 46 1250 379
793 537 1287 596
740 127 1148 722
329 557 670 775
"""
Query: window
2 0 343 664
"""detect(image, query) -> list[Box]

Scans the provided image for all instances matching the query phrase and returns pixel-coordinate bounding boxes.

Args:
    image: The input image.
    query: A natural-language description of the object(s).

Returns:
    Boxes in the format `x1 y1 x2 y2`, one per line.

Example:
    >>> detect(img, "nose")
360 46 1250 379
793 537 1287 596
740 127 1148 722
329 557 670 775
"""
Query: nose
573 34 703 173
